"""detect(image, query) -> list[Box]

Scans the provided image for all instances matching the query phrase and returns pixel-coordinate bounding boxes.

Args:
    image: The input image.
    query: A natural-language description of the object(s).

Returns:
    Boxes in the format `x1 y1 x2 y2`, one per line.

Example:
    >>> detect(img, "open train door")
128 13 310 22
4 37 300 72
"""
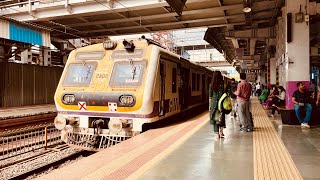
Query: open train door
159 61 166 116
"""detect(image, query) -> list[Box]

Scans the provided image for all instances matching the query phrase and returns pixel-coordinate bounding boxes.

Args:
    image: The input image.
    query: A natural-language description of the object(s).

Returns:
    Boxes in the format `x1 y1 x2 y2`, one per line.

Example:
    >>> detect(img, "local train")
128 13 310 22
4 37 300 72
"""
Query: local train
54 37 215 150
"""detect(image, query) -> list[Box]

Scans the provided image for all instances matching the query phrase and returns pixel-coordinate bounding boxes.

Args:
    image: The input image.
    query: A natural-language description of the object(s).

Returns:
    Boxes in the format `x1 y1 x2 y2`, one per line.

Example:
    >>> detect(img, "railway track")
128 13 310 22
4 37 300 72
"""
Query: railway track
0 123 94 179
0 112 56 130
0 145 88 180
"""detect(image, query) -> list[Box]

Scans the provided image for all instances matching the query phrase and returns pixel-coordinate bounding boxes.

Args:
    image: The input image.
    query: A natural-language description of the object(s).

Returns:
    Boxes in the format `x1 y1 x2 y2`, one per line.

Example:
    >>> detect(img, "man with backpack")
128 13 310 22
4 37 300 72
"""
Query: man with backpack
226 78 238 117
235 73 253 132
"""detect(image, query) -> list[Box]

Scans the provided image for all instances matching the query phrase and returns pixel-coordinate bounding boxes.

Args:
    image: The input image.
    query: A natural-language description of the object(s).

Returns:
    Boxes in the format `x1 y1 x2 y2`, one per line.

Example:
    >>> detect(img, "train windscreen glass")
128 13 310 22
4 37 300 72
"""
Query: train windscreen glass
109 61 145 87
63 63 96 86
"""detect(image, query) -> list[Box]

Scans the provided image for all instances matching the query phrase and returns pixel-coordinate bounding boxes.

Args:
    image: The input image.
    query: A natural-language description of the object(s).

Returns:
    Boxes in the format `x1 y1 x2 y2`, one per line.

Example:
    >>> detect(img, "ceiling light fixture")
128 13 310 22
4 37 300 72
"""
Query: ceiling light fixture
243 7 251 13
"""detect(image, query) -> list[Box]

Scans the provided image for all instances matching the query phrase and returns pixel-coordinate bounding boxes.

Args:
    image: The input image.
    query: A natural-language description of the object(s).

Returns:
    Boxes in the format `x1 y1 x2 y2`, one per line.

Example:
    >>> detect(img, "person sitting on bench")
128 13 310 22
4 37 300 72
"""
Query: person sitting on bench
292 82 312 128
270 86 285 118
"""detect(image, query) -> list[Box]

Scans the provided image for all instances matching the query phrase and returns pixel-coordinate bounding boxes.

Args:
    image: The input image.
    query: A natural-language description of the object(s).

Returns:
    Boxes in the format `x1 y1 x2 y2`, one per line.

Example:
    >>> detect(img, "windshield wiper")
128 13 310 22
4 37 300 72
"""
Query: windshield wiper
132 66 136 79
82 60 91 79
129 58 136 79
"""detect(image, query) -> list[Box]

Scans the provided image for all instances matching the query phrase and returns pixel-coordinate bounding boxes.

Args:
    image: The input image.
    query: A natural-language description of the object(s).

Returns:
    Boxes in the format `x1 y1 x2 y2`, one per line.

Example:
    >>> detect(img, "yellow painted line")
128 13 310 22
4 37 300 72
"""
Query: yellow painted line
82 112 209 180
127 113 209 180
252 99 303 180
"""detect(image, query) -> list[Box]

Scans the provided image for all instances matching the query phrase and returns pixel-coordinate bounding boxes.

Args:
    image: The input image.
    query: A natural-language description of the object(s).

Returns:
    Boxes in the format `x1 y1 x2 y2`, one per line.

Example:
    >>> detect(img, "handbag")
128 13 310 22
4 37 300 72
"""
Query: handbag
214 109 225 125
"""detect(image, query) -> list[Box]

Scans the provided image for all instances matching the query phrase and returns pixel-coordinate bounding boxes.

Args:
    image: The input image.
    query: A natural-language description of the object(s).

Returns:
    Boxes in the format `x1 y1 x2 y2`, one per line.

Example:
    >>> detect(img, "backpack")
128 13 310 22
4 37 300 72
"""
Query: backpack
218 93 232 114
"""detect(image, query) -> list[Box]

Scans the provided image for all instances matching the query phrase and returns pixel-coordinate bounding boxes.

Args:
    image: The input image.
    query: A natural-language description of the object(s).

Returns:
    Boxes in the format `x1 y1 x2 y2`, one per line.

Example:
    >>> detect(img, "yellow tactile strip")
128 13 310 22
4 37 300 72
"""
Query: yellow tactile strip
252 99 303 180
82 112 209 180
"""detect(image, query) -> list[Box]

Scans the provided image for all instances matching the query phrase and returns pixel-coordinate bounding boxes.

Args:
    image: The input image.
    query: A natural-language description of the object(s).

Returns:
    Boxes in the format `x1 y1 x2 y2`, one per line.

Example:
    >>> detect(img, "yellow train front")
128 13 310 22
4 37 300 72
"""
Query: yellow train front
54 38 213 150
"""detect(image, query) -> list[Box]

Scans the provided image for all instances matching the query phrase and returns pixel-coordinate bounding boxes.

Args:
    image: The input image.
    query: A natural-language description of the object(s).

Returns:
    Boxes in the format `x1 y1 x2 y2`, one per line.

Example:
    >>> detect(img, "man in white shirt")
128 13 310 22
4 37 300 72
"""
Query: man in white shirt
255 82 261 97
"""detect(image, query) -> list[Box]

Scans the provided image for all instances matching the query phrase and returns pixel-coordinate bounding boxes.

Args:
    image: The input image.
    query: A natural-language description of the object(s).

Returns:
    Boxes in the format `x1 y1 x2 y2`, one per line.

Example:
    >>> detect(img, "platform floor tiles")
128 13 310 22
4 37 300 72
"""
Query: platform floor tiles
139 118 254 180
268 113 320 180
140 98 320 180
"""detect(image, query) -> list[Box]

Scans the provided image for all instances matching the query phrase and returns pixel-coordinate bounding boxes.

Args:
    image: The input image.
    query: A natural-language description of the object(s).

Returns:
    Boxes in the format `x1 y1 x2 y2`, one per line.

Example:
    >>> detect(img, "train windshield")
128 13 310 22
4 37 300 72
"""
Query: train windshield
63 63 96 86
109 61 145 87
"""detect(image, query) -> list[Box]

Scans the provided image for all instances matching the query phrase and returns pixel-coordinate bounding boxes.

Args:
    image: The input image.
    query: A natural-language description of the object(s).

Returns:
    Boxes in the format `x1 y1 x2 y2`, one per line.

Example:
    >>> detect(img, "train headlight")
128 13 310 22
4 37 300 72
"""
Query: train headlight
103 41 117 50
62 94 75 104
54 115 67 130
119 95 134 106
108 119 123 134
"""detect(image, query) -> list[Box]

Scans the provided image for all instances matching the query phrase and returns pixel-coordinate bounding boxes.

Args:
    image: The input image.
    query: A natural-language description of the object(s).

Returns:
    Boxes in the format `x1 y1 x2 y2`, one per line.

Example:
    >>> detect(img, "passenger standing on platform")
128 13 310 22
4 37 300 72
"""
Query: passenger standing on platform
226 78 238 117
209 71 225 139
292 82 312 128
255 82 261 97
252 83 256 97
235 73 253 132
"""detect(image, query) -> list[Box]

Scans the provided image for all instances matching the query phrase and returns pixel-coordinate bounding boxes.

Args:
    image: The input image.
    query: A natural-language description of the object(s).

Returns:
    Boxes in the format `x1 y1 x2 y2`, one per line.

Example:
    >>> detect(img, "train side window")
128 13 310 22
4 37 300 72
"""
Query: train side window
172 68 177 93
197 74 200 91
208 77 212 89
192 73 196 91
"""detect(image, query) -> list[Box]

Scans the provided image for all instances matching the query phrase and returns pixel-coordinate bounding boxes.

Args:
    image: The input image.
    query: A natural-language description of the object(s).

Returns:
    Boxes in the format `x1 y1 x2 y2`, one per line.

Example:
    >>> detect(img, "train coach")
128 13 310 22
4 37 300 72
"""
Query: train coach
54 37 214 150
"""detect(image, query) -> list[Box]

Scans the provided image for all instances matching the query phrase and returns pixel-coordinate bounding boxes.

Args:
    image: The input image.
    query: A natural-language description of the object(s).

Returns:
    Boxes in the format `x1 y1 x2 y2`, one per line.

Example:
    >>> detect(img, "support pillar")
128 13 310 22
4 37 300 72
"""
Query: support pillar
260 70 266 86
269 58 277 85
282 0 310 108
256 74 261 83
43 48 51 66
38 47 44 66
21 49 29 64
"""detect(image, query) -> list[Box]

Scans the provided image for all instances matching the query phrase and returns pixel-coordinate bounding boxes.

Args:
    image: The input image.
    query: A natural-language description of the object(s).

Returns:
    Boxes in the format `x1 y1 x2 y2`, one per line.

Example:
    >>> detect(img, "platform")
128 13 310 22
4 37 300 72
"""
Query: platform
0 104 56 119
37 99 320 180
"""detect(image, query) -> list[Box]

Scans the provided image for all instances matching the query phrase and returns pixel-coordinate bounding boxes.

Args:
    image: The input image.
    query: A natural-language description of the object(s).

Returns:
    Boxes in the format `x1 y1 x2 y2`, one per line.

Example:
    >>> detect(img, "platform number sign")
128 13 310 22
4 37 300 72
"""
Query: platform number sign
108 102 118 112
78 102 87 110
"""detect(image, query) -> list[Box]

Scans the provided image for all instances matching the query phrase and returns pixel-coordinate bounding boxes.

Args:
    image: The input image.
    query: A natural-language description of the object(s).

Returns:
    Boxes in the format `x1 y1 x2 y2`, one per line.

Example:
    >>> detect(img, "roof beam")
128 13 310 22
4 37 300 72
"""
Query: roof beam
76 16 106 31
67 15 244 34
225 27 276 39
165 0 187 16
56 5 244 28
52 22 245 39
230 38 239 49
1 0 168 21
1 0 232 21
239 55 261 61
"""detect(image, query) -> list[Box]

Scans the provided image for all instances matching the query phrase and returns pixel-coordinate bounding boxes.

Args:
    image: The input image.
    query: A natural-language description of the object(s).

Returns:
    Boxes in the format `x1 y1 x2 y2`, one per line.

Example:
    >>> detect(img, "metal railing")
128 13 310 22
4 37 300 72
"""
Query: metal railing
67 132 130 149
0 123 61 160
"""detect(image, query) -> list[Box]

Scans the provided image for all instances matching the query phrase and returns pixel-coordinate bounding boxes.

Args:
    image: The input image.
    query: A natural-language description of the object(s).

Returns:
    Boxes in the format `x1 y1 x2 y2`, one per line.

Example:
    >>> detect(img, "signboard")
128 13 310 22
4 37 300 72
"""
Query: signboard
108 102 118 112
78 102 87 110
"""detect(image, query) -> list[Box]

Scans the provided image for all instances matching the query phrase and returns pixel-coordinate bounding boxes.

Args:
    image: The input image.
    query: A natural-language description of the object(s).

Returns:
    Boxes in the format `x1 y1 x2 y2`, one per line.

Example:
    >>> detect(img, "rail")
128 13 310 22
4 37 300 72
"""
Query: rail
0 112 56 129
0 123 61 161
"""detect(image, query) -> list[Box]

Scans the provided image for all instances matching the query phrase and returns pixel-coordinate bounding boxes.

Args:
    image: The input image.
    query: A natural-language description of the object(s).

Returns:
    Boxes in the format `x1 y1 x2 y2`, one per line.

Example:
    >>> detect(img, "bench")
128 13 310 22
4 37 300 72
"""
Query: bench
278 105 320 126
